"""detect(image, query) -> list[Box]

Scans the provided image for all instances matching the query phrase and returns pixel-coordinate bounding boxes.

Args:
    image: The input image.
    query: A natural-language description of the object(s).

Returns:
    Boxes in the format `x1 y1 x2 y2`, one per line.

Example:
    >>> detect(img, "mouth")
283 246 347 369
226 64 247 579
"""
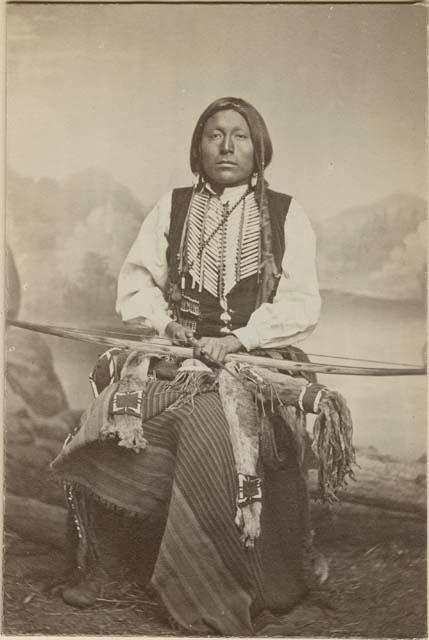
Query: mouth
216 161 237 167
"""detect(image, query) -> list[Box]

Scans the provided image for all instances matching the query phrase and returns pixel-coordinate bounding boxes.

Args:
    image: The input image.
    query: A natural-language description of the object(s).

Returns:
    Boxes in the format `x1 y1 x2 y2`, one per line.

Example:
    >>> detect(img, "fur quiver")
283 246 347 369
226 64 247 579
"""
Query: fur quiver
218 364 262 549
239 365 356 502
219 363 356 549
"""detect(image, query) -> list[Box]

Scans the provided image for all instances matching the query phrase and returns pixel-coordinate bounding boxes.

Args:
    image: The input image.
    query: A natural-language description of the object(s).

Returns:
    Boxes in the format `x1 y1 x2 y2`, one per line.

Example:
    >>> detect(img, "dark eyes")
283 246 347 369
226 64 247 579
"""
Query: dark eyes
207 132 249 140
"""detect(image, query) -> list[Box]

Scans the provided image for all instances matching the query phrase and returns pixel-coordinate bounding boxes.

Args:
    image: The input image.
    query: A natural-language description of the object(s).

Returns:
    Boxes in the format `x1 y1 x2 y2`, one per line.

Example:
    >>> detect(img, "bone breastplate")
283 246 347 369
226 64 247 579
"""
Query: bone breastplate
167 185 292 337
186 189 260 299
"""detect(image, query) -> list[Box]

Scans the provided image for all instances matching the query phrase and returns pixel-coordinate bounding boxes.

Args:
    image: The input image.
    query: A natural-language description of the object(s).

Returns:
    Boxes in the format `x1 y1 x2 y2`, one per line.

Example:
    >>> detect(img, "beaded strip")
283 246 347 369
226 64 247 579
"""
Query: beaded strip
181 317 198 333
235 198 247 282
64 482 88 571
198 208 209 293
298 384 327 414
219 203 228 297
237 473 263 507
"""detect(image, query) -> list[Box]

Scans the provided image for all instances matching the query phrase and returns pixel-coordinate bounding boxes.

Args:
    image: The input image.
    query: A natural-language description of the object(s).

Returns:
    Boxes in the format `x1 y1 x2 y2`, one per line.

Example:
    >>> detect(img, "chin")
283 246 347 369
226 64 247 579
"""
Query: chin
210 174 249 188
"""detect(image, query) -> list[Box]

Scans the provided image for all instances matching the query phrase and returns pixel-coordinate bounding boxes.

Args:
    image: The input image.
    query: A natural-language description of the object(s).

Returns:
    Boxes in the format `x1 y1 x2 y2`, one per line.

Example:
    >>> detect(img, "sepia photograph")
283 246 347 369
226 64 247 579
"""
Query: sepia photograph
4 2 427 637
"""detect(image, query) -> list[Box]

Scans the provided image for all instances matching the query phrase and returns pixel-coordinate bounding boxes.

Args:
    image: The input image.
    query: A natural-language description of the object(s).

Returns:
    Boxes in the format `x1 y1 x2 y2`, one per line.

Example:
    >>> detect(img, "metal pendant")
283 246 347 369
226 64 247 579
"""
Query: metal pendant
220 296 232 332
220 310 232 324
220 296 231 324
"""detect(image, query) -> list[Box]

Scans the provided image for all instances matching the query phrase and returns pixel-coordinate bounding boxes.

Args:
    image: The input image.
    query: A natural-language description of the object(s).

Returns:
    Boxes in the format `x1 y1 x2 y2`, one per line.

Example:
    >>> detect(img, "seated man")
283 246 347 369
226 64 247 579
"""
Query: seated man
54 97 323 636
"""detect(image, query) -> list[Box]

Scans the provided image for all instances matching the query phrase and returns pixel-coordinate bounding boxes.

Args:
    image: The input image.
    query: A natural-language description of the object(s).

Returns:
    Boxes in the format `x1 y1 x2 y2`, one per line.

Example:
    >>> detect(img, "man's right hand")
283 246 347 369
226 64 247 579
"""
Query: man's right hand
165 321 195 345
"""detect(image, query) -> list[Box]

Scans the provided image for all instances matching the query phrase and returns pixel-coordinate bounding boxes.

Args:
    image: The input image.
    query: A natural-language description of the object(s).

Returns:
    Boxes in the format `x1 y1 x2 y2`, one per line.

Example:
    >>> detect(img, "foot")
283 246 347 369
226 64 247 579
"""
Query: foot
253 609 295 636
62 570 107 609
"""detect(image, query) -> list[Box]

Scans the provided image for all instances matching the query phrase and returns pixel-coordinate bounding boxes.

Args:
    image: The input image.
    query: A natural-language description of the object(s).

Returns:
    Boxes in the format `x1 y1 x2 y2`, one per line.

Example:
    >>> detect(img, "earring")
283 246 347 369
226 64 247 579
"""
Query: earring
251 172 258 188
193 172 205 189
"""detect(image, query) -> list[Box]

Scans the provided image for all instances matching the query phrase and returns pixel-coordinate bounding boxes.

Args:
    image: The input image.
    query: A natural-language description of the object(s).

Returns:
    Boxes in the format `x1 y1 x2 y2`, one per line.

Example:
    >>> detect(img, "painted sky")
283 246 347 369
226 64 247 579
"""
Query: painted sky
6 3 427 219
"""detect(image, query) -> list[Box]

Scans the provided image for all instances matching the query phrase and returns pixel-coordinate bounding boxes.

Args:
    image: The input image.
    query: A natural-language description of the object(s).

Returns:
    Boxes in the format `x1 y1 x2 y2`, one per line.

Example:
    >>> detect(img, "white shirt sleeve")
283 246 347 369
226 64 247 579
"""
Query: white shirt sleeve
233 199 321 351
116 191 173 336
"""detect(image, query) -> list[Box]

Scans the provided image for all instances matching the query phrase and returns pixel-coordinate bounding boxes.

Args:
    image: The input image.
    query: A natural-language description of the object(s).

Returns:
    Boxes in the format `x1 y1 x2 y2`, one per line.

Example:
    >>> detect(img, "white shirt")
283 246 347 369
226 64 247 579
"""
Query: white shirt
116 185 321 351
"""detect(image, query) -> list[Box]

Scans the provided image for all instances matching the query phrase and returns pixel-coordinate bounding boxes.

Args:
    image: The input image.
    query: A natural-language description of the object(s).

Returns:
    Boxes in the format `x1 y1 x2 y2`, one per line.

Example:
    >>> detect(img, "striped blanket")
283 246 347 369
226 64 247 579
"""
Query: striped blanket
52 357 310 635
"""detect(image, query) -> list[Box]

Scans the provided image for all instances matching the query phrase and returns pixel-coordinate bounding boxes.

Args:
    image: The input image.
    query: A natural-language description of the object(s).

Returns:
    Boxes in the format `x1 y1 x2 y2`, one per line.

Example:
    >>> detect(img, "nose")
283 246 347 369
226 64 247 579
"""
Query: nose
220 134 234 154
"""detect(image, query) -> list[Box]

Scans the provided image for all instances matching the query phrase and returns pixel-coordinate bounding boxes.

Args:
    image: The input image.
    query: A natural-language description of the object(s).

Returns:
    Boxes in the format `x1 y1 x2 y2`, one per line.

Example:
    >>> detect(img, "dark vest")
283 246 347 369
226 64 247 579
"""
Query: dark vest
167 186 292 338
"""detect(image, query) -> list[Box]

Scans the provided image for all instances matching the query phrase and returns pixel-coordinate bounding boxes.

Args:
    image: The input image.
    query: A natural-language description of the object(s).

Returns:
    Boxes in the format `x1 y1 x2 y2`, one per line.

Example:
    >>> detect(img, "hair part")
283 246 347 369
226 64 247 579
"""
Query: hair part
189 97 273 177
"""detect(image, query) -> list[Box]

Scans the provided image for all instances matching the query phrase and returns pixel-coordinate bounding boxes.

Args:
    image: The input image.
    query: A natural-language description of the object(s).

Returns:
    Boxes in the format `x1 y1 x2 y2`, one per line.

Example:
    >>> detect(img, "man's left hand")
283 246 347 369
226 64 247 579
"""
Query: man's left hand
193 335 243 364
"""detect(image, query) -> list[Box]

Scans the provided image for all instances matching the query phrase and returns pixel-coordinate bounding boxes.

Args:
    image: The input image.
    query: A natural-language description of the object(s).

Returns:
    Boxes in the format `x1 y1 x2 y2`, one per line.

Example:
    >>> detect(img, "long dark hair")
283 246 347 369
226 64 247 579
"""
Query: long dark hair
189 97 279 307
189 97 273 177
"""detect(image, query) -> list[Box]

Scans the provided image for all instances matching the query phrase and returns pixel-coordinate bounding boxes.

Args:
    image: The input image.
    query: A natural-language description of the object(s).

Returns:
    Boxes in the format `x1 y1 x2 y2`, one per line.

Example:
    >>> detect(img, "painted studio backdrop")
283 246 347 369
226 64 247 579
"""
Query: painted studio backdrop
6 3 426 463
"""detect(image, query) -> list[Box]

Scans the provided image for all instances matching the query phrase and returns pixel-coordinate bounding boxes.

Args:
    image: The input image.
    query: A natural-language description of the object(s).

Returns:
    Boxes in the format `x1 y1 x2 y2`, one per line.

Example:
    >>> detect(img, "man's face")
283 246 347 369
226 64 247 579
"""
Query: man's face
200 109 255 190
